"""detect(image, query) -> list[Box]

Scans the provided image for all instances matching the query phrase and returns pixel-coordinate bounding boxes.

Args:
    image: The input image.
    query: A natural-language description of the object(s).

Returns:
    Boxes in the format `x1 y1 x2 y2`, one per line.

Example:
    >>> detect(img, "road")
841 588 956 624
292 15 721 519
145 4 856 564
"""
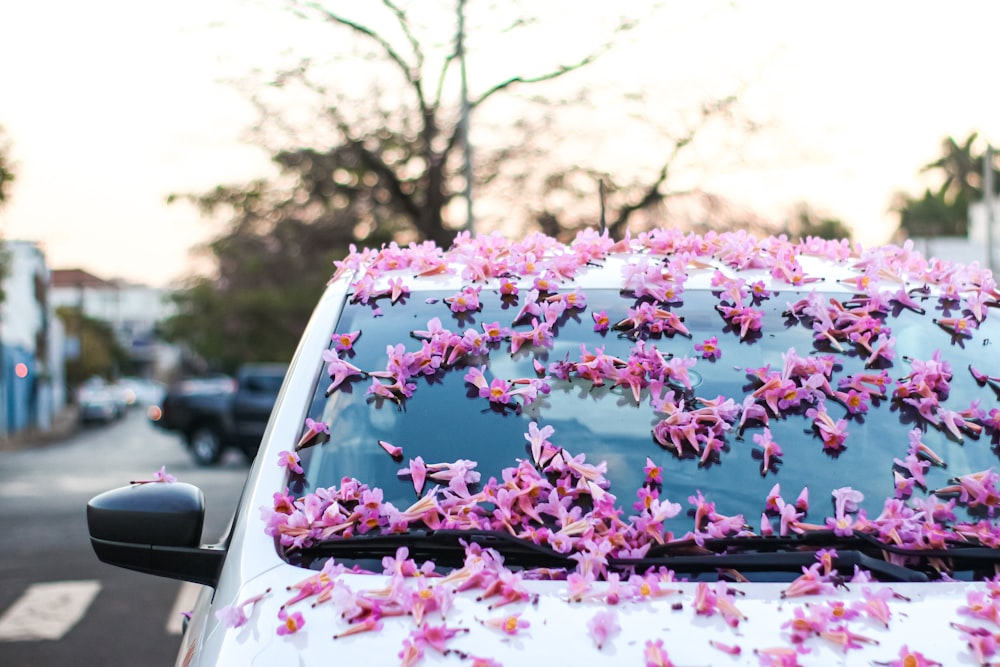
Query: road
0 409 249 666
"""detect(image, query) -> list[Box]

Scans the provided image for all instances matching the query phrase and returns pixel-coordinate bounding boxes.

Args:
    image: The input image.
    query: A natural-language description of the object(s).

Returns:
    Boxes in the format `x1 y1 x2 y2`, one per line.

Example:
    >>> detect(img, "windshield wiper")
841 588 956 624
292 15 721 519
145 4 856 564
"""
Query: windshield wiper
610 548 929 582
608 531 936 582
293 529 575 570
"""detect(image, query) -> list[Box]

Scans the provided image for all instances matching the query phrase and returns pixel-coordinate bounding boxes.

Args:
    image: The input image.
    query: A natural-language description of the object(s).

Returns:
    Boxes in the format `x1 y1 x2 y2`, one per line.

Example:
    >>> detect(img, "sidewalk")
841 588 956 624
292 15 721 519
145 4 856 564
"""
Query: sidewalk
0 407 80 452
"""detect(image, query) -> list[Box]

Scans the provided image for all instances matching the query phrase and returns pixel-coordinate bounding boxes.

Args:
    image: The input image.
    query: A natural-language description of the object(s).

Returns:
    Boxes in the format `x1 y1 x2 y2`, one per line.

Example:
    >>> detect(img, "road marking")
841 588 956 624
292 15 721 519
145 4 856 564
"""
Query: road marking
0 580 101 641
167 582 206 635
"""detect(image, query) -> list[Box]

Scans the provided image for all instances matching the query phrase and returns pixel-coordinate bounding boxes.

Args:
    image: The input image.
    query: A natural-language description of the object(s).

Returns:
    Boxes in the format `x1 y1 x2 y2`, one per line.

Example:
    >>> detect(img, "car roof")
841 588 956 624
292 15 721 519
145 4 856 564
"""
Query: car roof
328 230 992 299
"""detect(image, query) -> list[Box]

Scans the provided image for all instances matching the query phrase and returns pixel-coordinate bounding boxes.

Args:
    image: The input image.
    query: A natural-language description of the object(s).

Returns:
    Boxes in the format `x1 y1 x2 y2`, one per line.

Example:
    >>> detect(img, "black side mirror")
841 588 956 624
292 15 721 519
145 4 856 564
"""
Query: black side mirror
87 483 225 587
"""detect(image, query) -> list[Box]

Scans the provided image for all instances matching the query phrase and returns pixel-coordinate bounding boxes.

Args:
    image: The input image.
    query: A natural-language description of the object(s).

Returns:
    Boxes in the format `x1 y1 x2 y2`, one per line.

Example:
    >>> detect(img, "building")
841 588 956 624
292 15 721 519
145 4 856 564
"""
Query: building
49 269 179 380
0 240 66 437
903 201 1000 273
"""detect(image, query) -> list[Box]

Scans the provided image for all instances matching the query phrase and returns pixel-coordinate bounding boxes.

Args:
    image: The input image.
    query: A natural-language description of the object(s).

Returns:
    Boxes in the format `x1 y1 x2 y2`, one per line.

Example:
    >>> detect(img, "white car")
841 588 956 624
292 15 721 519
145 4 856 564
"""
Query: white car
89 230 1000 666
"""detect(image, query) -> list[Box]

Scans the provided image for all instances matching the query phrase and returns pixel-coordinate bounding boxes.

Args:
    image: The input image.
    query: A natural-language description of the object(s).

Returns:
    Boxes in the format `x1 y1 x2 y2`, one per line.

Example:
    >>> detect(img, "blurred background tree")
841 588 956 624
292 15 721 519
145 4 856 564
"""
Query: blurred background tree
0 125 15 304
55 306 129 388
165 2 836 368
892 132 1000 239
781 203 852 242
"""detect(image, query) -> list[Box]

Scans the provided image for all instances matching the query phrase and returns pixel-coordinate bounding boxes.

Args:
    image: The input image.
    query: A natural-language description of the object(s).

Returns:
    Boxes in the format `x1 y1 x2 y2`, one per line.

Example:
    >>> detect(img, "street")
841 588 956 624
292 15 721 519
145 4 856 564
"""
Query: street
0 409 249 666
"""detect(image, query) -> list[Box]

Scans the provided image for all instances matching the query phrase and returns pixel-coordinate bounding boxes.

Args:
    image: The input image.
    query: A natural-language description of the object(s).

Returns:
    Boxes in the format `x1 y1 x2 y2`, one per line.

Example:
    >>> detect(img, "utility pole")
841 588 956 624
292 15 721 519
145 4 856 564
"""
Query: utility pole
457 0 475 236
986 145 996 274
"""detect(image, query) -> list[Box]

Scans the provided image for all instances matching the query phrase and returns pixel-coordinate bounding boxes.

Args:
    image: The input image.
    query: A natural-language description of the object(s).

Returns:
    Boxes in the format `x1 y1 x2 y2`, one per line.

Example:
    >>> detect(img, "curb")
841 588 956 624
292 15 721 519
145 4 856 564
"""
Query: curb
0 407 80 452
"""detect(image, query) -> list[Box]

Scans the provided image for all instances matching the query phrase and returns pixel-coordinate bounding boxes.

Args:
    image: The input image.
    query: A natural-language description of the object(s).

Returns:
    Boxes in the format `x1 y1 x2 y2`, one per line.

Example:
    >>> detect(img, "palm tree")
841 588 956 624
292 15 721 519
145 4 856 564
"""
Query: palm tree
895 132 1000 239
922 133 982 205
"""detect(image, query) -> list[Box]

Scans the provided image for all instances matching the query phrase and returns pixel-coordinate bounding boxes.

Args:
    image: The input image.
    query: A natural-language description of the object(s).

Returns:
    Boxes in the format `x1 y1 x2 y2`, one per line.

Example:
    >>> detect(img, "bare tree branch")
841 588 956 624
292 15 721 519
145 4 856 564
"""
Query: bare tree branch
292 0 431 117
608 95 738 239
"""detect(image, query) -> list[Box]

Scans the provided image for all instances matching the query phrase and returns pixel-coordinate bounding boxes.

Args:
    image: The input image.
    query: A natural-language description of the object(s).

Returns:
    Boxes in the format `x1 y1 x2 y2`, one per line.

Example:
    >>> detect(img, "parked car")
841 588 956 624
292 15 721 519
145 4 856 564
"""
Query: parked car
76 383 121 424
117 376 167 408
77 377 122 424
90 231 1000 666
152 365 288 465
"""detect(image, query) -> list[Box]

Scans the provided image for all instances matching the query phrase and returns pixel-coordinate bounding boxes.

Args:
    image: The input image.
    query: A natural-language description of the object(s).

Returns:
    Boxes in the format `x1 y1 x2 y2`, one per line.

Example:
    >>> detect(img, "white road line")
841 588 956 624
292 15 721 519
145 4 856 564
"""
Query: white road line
0 580 101 641
167 582 206 635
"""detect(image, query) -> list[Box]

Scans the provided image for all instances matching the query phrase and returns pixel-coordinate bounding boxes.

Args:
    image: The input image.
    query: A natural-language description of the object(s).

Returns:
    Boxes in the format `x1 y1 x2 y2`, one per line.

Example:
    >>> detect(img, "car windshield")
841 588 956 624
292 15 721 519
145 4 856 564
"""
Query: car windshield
274 251 1000 581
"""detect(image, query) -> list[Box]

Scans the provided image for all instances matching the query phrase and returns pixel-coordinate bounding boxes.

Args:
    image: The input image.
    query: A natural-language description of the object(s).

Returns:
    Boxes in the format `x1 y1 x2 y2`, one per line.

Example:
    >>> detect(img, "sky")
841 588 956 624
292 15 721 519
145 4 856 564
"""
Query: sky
2 1 1000 288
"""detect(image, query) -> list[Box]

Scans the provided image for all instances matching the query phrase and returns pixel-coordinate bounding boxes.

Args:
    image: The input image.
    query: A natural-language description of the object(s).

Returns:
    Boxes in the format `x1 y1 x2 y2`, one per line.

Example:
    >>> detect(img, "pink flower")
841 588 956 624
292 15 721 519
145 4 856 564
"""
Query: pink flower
644 639 677 666
277 450 303 475
752 427 783 475
805 402 848 451
483 378 512 404
378 440 403 459
445 285 481 312
586 609 620 649
397 456 427 495
296 417 330 449
332 330 360 352
592 310 610 332
276 608 304 636
695 336 722 360
875 645 941 667
755 647 802 666
481 613 530 635
409 622 468 653
131 465 177 484
216 589 270 629
709 639 741 656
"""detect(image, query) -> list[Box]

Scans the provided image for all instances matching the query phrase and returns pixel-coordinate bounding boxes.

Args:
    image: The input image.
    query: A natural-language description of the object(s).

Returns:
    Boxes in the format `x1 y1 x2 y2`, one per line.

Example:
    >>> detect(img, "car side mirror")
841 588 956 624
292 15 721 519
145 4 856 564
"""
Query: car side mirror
87 482 225 587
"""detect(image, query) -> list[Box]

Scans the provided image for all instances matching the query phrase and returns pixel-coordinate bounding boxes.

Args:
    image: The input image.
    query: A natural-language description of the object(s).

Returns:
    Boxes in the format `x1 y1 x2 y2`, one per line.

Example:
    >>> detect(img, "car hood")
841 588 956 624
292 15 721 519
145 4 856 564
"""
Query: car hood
187 567 985 666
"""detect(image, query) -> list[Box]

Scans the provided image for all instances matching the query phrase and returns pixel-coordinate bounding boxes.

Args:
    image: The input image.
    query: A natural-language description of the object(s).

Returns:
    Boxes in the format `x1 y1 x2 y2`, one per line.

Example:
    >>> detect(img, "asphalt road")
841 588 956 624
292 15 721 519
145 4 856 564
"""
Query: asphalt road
0 409 249 666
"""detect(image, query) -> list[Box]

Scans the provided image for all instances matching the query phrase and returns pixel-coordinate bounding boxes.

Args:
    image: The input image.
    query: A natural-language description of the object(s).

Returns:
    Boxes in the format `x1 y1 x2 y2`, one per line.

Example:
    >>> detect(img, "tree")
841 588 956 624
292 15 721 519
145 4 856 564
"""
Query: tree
168 2 761 367
0 125 15 304
781 203 852 242
56 306 129 389
894 132 1000 238
164 150 398 373
0 126 13 208
234 1 758 242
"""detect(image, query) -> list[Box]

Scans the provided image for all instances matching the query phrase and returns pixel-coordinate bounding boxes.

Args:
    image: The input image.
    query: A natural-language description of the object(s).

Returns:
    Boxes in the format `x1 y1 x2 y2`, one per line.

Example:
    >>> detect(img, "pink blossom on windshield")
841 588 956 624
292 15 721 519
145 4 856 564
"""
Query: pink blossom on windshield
806 402 848 451
445 285 481 313
296 417 329 450
378 440 404 460
332 330 361 352
397 456 428 496
321 351 364 394
753 427 783 475
694 336 721 360
278 450 303 475
592 310 610 332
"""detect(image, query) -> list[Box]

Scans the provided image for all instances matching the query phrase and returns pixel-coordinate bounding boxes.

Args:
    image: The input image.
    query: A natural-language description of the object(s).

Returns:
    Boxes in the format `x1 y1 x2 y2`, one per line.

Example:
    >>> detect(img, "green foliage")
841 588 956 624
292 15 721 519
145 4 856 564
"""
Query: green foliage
0 125 14 306
56 306 129 390
894 132 1000 238
164 151 397 372
783 203 852 242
